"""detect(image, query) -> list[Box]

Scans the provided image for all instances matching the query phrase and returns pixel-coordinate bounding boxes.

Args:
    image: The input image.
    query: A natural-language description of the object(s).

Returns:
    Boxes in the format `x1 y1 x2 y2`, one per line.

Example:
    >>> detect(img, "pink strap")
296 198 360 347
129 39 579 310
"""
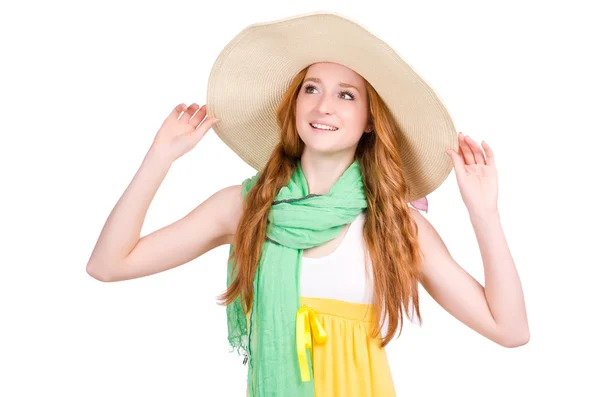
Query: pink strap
409 196 428 213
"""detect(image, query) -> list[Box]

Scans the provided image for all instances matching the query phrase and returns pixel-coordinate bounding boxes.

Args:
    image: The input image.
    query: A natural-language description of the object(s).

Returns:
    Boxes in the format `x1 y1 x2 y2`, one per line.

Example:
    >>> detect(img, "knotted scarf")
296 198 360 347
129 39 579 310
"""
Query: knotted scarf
225 159 368 396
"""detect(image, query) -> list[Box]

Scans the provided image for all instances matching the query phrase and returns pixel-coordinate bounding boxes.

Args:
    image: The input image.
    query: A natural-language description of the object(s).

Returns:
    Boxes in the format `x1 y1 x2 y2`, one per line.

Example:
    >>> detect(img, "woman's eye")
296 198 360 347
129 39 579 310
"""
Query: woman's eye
340 91 355 100
304 84 354 100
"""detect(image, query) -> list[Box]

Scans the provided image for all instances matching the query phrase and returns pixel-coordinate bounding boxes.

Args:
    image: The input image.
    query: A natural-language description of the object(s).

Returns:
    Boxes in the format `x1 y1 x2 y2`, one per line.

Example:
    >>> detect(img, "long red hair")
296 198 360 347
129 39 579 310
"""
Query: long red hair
218 66 423 347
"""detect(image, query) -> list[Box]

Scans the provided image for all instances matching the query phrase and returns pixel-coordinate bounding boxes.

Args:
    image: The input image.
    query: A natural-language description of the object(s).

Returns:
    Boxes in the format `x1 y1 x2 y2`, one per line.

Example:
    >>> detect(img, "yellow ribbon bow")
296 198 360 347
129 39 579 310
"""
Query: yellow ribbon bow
296 305 328 382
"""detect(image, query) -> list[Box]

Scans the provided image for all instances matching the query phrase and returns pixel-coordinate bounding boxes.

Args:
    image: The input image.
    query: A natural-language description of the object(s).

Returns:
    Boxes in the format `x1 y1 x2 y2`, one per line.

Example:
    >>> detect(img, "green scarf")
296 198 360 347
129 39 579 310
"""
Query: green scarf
225 159 368 396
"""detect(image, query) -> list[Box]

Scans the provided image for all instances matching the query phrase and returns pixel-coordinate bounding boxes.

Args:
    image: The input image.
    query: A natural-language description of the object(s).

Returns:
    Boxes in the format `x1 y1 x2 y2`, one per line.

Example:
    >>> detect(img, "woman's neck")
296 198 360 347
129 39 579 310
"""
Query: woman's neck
299 150 356 195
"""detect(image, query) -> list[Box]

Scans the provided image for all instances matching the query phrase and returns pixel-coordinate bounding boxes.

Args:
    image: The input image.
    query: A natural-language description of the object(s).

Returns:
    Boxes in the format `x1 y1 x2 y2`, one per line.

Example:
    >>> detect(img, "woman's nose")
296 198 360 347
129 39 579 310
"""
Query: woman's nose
316 94 334 114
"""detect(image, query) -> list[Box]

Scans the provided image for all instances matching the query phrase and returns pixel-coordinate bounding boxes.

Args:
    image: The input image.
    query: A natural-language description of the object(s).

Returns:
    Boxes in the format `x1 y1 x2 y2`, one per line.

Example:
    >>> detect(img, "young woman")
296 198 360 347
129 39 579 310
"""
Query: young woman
86 12 529 397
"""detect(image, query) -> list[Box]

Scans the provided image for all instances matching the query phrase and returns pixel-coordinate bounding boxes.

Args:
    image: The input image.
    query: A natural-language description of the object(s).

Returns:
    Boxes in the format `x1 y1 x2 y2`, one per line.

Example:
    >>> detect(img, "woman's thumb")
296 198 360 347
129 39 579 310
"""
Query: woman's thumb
445 148 462 171
193 117 219 141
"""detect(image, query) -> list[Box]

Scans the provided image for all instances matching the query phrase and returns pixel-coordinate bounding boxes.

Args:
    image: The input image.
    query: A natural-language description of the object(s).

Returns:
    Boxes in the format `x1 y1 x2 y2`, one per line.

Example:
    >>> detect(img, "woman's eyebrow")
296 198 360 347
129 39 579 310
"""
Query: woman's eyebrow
303 77 360 91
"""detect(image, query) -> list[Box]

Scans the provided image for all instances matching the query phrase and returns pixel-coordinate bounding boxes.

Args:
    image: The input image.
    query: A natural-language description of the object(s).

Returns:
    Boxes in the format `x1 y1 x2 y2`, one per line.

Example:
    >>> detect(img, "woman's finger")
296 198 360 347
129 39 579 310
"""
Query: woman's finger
482 141 495 168
465 135 486 165
446 147 465 177
458 132 475 165
191 116 219 143
179 103 199 124
189 104 207 129
169 103 187 120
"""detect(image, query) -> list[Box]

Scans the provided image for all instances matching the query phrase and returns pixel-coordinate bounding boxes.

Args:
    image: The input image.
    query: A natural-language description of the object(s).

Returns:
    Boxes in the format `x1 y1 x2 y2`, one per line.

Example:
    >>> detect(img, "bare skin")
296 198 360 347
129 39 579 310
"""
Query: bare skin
88 62 528 348
85 103 240 282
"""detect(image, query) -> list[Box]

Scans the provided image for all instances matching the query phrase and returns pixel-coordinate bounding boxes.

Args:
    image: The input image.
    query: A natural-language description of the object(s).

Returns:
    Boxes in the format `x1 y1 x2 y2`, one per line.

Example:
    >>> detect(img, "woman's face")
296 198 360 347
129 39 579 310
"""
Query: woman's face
295 62 371 156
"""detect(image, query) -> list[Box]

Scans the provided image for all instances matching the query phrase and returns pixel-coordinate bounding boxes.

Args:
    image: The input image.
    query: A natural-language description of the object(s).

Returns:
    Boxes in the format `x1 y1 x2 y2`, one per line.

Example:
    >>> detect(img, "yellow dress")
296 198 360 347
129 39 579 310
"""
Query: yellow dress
299 296 396 396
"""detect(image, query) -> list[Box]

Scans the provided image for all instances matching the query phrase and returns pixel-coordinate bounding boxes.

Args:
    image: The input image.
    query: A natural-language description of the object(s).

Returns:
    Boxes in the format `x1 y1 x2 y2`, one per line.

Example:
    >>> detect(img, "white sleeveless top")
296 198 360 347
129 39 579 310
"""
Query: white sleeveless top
299 211 374 304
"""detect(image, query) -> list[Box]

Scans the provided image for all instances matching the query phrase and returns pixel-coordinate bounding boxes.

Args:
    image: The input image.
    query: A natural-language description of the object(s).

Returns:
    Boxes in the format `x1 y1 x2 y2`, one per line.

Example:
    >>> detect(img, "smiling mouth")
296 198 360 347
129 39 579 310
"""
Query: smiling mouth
309 123 339 131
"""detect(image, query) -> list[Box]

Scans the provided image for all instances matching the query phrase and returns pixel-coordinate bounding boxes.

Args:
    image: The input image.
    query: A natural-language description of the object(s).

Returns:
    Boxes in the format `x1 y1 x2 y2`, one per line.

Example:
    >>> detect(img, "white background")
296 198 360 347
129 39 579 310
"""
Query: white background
1 0 599 396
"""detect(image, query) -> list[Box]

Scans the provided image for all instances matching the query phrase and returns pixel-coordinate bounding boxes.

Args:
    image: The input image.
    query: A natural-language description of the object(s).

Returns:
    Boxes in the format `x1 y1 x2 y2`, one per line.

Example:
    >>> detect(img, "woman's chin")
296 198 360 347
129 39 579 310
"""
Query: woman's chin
302 143 345 155
299 132 348 154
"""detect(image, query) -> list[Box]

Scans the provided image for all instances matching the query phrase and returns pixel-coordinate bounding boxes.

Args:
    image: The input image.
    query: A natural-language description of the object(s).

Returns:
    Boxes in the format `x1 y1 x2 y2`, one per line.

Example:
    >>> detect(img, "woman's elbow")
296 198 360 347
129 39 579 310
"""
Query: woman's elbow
498 329 530 348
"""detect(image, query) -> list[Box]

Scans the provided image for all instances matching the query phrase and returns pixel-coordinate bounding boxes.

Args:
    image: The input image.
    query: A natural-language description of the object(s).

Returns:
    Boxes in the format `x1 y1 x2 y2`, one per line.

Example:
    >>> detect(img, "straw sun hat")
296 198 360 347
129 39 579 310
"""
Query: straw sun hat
206 11 459 202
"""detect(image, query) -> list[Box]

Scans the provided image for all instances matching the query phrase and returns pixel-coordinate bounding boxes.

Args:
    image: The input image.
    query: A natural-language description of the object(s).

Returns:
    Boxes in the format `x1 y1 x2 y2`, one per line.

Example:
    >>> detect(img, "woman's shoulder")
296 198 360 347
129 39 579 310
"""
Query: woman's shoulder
211 184 244 244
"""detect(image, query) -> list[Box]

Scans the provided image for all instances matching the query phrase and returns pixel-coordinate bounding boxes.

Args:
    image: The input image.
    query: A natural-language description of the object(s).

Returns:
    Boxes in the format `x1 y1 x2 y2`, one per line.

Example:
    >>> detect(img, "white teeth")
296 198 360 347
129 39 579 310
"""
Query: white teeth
310 123 338 131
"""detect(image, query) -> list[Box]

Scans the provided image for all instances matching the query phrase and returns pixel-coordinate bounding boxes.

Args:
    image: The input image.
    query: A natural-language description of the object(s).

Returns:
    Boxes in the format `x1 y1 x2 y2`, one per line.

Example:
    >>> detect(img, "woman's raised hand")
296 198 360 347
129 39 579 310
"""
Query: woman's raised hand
151 103 219 162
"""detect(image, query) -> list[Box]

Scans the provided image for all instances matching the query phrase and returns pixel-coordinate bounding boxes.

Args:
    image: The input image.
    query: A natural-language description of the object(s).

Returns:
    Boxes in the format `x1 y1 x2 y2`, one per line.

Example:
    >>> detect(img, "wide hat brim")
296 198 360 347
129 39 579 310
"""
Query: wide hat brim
206 11 459 202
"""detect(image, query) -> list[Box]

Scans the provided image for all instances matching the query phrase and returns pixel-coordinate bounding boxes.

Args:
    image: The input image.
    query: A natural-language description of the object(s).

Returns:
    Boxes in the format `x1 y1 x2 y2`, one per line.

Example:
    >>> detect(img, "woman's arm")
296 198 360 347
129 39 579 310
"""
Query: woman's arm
85 146 173 280
85 103 227 281
411 207 529 348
